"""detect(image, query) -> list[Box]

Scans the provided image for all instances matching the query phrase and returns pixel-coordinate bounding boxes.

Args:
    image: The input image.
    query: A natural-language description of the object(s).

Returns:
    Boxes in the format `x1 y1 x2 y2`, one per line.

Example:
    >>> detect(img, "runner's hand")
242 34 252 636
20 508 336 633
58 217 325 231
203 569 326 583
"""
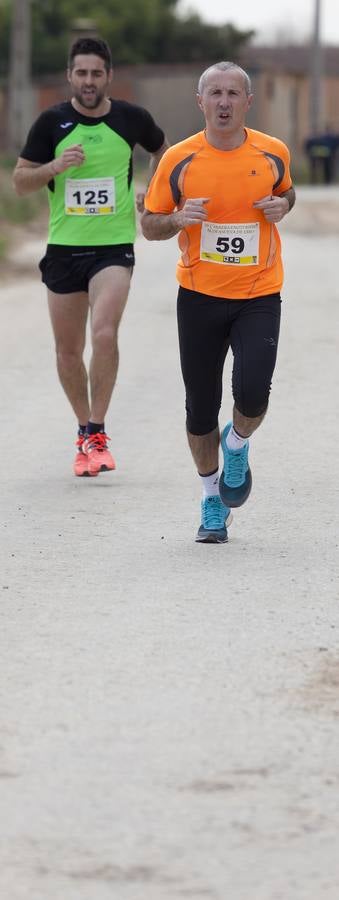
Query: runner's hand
175 197 210 228
253 194 289 222
52 144 85 175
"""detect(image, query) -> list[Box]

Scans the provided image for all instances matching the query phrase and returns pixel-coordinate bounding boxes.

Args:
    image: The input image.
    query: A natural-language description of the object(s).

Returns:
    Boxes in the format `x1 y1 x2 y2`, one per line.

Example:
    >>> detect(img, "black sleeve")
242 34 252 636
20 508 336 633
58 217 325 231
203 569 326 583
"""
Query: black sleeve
20 110 55 164
131 105 165 153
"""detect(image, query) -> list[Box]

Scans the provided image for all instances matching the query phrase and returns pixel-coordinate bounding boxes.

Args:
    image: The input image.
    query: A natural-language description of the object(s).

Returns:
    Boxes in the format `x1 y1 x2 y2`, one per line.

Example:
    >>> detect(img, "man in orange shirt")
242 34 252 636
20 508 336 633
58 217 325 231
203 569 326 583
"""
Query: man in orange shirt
141 61 295 543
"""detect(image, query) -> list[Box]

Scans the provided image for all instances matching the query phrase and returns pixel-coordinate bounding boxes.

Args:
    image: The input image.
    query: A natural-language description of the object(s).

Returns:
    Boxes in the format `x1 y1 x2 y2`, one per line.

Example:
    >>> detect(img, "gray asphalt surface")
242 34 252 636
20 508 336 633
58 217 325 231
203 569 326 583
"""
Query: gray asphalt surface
1 187 339 900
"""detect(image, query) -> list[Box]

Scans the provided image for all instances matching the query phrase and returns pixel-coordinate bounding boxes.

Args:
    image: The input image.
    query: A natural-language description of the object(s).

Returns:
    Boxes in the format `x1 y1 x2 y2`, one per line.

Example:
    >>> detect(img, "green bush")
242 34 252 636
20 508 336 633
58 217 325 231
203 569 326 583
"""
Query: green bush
0 234 7 260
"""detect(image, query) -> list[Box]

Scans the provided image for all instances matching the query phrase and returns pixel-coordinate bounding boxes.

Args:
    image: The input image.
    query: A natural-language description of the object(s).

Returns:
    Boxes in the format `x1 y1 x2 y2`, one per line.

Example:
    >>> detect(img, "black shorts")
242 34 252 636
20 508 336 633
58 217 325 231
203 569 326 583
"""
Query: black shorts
39 244 135 294
177 286 282 435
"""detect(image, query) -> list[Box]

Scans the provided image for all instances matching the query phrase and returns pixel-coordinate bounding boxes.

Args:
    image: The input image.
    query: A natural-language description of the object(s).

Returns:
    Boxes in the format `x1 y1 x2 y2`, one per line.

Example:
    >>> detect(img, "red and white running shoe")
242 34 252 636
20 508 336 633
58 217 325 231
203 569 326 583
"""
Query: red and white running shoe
82 432 116 476
73 435 90 477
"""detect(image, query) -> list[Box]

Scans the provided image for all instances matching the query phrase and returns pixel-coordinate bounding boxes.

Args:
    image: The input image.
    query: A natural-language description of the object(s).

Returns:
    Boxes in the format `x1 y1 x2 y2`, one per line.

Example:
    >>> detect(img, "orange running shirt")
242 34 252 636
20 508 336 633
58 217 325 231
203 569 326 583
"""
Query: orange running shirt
144 128 293 299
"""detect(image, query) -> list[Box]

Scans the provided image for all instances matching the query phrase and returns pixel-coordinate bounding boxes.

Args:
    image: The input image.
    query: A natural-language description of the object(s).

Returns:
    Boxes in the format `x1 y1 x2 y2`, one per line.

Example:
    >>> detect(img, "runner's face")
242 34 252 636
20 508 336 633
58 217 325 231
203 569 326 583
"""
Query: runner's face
198 70 252 141
68 54 112 111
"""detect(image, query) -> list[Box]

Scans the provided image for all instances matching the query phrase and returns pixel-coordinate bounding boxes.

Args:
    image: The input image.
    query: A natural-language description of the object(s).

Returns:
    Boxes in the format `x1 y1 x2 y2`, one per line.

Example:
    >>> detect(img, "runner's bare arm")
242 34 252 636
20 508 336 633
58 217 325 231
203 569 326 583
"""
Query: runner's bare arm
149 138 170 179
12 145 85 196
279 187 296 211
136 138 170 213
253 187 296 223
141 197 210 240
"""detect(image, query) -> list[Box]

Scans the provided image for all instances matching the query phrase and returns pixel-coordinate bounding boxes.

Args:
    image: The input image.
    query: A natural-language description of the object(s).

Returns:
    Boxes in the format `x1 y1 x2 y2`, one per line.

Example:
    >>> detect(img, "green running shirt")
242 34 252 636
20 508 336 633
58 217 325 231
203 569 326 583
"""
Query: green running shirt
20 99 165 252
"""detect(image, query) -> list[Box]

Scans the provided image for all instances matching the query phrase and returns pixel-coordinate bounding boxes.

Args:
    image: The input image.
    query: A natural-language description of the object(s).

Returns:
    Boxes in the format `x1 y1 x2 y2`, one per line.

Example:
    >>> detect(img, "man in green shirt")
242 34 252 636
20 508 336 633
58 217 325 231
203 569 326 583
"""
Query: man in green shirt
13 36 168 477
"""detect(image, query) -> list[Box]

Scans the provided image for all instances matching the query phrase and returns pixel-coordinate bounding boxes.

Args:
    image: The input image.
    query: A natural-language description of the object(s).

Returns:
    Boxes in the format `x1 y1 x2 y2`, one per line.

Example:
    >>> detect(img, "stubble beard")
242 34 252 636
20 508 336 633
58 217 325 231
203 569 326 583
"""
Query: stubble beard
74 88 105 110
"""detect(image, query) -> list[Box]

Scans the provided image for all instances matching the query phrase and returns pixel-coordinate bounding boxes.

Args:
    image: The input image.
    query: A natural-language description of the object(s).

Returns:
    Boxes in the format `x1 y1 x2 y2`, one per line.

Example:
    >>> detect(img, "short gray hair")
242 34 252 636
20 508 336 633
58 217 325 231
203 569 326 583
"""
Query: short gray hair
198 62 252 96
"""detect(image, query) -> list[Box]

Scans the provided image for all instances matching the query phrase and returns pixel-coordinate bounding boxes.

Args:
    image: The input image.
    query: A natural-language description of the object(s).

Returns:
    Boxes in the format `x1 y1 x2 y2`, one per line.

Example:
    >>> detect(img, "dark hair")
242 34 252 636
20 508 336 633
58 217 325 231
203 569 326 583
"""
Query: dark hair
68 37 112 72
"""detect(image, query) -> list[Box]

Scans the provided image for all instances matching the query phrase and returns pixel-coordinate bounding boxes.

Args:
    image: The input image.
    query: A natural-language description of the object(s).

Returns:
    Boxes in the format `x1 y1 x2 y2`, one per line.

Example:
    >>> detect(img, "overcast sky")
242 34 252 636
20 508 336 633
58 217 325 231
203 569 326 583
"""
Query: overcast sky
178 0 338 45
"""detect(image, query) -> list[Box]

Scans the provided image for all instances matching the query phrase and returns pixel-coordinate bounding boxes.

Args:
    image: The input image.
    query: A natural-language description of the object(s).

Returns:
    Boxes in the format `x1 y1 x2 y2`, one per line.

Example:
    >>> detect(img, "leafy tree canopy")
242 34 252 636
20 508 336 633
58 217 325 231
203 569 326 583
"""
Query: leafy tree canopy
1 0 254 76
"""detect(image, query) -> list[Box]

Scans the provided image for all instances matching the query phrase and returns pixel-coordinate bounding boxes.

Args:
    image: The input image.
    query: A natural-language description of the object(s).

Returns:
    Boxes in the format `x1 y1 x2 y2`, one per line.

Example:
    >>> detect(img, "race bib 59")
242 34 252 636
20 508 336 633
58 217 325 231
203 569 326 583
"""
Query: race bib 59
200 221 259 266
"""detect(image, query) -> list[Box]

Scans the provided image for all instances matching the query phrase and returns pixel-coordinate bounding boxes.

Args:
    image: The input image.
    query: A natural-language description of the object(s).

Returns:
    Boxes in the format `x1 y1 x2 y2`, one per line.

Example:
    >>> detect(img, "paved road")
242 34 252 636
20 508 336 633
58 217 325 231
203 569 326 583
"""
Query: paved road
1 188 339 900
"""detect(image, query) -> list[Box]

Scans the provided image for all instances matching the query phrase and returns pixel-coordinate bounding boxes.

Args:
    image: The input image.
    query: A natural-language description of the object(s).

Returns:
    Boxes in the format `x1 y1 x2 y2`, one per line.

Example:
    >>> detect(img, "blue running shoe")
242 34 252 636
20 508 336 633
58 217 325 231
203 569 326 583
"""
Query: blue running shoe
196 495 233 543
219 422 252 508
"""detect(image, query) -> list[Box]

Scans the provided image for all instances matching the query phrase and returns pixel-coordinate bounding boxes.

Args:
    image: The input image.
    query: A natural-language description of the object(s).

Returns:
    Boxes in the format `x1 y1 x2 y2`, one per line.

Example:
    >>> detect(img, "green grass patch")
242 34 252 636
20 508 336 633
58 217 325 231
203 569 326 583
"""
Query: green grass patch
0 158 47 259
0 170 47 224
